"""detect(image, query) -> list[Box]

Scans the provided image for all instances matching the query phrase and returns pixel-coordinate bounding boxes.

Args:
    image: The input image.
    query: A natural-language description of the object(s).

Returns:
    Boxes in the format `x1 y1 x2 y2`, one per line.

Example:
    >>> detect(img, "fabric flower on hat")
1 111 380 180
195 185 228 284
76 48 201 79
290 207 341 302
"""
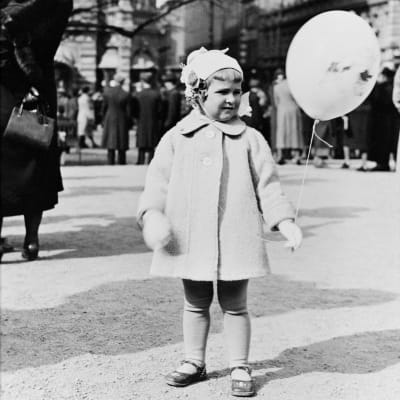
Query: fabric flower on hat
180 47 243 101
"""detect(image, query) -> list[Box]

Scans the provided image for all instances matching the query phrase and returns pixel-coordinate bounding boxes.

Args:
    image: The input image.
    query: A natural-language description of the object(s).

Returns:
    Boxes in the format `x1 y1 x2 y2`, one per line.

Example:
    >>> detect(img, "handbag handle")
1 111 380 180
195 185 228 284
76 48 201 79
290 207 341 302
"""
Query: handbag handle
17 93 50 125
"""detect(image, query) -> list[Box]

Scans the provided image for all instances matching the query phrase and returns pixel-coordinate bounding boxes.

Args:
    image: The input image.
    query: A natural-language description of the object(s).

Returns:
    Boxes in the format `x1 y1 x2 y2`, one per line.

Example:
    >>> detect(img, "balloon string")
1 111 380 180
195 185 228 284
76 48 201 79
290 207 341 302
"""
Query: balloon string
294 119 319 222
314 131 334 148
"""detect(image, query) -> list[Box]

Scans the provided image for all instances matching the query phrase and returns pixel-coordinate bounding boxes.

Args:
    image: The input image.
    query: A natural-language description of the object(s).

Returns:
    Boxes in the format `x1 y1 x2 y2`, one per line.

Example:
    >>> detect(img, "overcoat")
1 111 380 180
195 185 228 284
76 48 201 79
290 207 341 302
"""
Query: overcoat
163 87 182 133
393 67 400 166
0 0 72 216
369 80 400 165
346 98 372 152
242 88 267 133
273 79 304 149
137 110 295 281
135 87 163 149
101 85 131 150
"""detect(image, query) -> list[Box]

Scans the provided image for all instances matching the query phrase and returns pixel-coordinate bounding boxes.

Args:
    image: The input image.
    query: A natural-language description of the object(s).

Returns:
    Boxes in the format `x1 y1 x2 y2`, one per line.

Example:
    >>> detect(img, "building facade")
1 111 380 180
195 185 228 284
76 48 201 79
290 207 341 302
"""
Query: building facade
56 0 400 93
55 0 164 93
241 0 400 78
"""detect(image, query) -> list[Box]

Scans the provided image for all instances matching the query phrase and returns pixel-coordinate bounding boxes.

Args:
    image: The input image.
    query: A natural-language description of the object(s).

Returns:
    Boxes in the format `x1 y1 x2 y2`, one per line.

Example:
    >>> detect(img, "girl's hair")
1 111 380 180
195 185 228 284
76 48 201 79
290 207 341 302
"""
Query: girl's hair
205 68 243 87
189 68 243 108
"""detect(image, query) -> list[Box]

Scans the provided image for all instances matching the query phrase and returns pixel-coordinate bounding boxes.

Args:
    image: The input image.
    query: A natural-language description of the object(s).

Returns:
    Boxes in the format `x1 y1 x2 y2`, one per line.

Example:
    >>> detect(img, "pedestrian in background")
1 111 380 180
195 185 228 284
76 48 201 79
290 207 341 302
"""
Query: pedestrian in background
368 67 400 172
137 48 302 397
67 88 79 139
241 75 269 143
101 73 131 165
0 0 73 262
92 88 104 143
342 97 372 171
273 71 304 165
162 76 182 133
135 72 163 164
267 68 284 154
392 65 400 172
77 86 96 149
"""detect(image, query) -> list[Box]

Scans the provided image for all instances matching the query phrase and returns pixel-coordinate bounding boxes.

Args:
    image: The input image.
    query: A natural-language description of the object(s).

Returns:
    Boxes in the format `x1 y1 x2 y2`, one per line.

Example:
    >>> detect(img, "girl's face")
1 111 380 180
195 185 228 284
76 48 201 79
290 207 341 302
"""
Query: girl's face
202 78 242 122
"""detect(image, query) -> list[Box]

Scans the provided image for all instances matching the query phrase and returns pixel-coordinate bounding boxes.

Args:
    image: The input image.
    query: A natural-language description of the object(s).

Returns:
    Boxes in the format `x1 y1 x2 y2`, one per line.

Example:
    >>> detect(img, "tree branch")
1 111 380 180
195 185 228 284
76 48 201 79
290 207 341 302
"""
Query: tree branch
129 0 201 37
69 0 225 38
68 20 133 36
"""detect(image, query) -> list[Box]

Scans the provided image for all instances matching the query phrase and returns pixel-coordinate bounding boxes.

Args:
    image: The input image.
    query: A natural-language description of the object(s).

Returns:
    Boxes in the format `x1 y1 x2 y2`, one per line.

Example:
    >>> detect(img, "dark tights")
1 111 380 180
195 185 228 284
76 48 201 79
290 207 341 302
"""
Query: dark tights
0 211 42 249
136 148 154 165
107 149 126 165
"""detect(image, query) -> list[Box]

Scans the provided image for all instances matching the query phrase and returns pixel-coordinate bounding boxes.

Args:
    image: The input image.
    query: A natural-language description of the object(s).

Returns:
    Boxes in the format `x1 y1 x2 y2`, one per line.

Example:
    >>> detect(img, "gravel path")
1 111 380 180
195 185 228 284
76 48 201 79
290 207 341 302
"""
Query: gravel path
1 163 399 399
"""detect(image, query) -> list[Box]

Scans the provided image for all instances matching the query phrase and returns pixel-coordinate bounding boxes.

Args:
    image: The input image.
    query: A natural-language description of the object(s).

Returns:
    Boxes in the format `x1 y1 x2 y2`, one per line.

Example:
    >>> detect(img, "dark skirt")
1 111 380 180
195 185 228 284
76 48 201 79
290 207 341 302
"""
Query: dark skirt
345 103 371 152
0 83 63 217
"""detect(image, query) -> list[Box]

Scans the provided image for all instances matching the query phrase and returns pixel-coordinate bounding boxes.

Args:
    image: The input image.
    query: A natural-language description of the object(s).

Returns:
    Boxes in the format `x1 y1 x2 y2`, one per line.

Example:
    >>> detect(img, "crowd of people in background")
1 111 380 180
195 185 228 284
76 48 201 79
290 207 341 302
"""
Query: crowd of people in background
55 63 400 172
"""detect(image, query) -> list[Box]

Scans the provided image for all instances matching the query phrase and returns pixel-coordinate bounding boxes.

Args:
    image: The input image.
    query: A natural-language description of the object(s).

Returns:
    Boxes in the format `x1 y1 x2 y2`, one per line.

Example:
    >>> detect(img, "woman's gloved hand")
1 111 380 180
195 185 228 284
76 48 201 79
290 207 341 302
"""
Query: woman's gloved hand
278 219 303 251
142 210 172 250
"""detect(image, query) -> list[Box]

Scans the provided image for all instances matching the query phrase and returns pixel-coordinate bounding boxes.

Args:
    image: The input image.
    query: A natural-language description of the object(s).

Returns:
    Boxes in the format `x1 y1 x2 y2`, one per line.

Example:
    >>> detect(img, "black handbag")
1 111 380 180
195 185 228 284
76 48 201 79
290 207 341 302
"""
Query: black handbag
4 96 54 150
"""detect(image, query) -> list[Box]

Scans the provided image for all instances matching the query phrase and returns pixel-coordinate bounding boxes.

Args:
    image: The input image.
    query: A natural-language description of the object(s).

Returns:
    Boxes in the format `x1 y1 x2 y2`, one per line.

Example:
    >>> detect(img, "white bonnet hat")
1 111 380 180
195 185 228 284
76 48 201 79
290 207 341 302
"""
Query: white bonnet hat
181 47 243 100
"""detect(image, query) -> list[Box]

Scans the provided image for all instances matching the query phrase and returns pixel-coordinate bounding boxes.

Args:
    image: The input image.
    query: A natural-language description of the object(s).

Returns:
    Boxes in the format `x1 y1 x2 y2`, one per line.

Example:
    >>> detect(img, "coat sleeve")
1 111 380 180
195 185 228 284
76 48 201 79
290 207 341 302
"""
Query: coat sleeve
136 131 175 227
248 128 295 230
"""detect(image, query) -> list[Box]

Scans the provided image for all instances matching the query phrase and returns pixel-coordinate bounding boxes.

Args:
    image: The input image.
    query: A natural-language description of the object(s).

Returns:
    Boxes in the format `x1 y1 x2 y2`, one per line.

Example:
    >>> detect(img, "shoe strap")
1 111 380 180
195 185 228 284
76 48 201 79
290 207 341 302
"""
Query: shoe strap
230 365 252 375
181 360 204 371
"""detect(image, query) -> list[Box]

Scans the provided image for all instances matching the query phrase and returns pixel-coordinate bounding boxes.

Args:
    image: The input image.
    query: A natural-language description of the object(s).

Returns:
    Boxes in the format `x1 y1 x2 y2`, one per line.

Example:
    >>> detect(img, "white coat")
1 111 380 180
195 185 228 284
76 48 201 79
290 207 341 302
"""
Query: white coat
137 110 295 281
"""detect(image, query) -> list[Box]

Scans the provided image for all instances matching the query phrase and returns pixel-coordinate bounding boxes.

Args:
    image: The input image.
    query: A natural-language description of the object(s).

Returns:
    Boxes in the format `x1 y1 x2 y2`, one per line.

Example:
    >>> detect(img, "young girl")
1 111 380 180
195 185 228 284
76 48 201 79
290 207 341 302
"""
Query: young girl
137 48 302 397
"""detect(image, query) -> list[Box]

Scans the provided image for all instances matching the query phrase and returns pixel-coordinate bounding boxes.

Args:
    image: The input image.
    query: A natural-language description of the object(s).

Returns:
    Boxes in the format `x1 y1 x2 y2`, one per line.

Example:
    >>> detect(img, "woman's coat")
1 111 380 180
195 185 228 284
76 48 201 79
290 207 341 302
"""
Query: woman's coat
135 87 163 149
101 85 131 150
0 0 72 216
137 110 295 281
273 79 304 149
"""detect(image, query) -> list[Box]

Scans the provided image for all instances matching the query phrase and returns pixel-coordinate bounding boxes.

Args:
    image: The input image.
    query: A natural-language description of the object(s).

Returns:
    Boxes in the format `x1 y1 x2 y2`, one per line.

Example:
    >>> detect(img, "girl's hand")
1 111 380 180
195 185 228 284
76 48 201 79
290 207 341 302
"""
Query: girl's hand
142 210 172 250
278 220 303 251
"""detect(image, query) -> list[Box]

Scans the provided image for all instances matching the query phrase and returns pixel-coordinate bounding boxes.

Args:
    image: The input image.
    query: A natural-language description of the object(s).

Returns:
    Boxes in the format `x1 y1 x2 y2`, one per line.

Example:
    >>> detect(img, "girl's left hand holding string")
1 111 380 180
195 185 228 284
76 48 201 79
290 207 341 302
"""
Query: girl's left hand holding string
278 219 303 251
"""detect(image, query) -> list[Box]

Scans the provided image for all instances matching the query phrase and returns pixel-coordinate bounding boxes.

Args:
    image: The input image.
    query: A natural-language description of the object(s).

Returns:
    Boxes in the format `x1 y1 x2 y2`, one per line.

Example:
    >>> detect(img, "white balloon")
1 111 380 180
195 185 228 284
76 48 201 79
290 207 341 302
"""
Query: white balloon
286 11 381 121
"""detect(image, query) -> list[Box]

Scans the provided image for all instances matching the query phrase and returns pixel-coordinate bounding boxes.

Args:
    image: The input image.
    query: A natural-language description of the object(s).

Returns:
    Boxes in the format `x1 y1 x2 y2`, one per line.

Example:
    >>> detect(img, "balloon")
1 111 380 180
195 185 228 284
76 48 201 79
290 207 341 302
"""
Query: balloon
286 11 381 121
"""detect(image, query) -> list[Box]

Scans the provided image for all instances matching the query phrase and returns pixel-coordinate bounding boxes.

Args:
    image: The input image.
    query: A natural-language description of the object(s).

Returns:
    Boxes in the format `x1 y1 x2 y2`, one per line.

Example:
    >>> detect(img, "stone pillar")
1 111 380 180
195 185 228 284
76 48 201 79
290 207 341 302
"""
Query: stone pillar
116 0 134 90
388 0 400 60
70 0 98 87
75 33 97 86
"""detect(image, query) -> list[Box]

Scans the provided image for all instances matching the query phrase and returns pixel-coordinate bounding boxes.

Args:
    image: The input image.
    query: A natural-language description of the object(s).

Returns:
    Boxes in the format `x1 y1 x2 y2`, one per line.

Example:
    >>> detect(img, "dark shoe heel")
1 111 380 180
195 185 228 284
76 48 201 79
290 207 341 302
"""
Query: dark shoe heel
165 360 207 387
22 243 39 261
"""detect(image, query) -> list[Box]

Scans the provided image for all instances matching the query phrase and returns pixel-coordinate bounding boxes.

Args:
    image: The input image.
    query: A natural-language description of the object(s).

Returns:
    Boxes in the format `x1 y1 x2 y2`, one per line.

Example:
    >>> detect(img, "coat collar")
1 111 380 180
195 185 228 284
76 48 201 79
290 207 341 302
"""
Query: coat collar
176 109 246 136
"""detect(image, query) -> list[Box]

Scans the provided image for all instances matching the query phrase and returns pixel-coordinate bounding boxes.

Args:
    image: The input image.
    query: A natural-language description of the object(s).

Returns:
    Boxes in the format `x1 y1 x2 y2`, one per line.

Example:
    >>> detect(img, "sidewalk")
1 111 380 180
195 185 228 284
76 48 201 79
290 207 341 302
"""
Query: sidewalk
1 163 399 399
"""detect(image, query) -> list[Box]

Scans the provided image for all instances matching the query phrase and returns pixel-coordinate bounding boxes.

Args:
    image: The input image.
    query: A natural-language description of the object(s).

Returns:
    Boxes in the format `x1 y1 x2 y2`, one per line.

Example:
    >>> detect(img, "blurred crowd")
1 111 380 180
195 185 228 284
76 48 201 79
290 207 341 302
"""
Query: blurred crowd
55 71 184 166
56 65 400 172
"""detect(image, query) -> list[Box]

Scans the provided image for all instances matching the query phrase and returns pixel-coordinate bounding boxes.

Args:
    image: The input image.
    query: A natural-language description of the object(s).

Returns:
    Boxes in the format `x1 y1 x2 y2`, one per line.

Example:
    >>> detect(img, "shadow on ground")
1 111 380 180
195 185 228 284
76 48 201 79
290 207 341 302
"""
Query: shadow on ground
1 205 371 261
298 206 370 219
61 175 117 181
209 330 400 388
60 185 143 198
281 177 327 186
1 275 397 371
3 214 148 260
63 149 139 166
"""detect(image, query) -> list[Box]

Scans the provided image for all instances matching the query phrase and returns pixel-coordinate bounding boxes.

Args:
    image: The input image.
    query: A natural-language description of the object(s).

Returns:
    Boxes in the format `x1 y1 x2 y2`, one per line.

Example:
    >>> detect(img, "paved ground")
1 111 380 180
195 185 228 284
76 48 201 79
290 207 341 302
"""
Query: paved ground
1 158 400 399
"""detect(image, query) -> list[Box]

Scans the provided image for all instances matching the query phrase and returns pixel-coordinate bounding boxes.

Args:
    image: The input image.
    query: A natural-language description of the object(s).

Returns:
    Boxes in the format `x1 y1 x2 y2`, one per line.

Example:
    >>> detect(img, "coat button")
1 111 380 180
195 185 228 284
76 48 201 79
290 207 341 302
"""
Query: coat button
205 130 215 138
202 157 212 166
